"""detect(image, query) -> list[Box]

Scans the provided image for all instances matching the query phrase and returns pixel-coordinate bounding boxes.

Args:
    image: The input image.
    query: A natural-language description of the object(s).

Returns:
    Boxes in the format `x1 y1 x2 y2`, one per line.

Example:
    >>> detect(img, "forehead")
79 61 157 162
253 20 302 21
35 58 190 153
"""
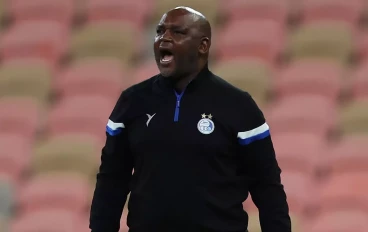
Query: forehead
158 10 197 28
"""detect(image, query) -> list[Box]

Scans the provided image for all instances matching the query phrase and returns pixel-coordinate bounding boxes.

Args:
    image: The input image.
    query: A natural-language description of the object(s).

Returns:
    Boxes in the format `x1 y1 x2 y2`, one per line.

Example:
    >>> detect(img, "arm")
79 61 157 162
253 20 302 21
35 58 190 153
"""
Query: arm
89 91 134 232
237 93 291 232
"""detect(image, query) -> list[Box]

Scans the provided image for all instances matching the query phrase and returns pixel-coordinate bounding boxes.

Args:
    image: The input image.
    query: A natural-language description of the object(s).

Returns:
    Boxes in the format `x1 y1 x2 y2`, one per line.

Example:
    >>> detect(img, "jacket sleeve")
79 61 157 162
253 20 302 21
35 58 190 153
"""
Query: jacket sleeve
236 93 291 232
89 90 134 232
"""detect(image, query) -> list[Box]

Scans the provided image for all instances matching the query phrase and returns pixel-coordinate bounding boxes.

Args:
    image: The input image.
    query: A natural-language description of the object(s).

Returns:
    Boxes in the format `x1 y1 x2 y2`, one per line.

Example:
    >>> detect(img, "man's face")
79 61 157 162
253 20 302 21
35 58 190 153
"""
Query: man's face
153 10 200 78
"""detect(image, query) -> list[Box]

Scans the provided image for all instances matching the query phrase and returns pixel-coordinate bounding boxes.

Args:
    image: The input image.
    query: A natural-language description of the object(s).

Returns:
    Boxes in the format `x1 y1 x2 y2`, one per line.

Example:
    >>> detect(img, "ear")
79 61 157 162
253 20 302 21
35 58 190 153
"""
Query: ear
199 37 210 55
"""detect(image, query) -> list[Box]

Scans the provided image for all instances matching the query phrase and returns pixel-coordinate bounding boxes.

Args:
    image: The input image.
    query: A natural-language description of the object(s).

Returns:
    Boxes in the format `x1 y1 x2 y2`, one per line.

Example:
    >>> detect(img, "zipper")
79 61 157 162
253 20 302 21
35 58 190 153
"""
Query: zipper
174 90 185 122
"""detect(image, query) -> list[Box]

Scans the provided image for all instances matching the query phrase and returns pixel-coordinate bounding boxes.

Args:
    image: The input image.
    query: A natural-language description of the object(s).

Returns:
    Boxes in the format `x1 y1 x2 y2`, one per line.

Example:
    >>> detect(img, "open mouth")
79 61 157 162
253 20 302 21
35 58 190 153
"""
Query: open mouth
159 48 174 64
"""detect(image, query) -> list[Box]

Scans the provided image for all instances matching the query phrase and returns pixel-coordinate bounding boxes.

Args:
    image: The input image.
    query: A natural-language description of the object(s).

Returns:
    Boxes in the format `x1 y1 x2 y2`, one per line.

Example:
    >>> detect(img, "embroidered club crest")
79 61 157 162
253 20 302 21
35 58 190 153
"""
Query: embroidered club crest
197 113 215 134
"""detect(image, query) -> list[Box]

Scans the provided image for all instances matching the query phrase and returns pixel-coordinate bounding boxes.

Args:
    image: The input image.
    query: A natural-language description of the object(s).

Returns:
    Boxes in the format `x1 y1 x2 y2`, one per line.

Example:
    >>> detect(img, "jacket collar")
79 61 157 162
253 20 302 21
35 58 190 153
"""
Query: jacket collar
153 64 211 96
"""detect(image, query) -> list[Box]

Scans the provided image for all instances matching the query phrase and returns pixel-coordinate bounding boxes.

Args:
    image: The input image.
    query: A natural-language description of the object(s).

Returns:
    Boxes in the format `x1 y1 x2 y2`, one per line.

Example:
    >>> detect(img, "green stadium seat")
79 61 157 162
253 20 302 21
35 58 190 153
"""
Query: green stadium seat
70 21 138 64
289 21 354 63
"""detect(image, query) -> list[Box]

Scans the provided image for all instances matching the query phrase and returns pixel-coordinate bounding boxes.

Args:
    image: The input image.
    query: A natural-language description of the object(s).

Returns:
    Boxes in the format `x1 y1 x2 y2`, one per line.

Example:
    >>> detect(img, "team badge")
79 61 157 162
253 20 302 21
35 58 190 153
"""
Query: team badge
197 113 215 134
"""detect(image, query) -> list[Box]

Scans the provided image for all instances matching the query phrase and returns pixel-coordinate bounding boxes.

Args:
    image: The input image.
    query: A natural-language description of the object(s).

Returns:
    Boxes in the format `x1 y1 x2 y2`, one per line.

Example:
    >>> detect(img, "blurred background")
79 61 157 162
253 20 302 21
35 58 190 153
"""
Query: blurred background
0 0 367 231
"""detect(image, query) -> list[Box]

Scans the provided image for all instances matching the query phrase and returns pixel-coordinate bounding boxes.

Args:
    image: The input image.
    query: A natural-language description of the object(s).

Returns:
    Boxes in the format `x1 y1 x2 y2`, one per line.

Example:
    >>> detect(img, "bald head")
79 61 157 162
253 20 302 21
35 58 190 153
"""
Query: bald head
153 6 212 79
170 6 212 41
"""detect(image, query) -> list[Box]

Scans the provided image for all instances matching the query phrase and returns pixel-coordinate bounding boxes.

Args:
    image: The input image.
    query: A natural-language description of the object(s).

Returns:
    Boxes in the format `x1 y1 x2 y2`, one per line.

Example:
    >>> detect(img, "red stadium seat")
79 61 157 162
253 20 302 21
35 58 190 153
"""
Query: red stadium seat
221 0 290 25
55 58 126 101
8 0 74 26
272 132 327 175
351 61 368 100
46 96 116 142
308 210 368 232
318 173 368 213
120 211 129 232
274 59 343 102
10 209 79 232
243 171 315 215
280 171 316 214
266 95 337 136
0 21 68 64
0 135 31 183
86 0 152 28
74 217 90 232
132 61 159 86
300 0 365 27
0 97 42 139
320 135 368 175
358 31 368 61
216 19 285 63
17 173 91 216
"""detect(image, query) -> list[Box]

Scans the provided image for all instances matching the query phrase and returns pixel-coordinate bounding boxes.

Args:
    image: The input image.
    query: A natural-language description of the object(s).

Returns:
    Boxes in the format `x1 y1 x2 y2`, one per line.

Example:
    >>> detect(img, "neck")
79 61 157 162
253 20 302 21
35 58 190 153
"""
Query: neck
173 72 198 92
173 63 208 92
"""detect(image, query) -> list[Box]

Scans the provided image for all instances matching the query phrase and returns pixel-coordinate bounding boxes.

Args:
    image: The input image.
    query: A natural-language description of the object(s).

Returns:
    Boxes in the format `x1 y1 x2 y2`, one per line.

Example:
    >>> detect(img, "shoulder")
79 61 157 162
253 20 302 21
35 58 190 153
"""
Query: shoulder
209 72 259 112
209 72 267 132
121 74 159 100
110 74 159 120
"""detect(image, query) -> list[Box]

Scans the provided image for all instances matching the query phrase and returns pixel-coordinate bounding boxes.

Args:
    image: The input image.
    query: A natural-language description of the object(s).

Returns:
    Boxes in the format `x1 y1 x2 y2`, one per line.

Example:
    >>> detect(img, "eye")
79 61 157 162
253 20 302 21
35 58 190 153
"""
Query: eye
156 29 163 34
174 30 186 35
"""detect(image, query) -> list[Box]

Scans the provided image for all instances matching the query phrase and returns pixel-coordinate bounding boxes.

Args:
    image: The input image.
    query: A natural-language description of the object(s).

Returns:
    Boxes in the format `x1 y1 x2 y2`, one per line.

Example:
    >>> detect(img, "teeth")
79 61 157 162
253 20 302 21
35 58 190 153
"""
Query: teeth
161 54 173 63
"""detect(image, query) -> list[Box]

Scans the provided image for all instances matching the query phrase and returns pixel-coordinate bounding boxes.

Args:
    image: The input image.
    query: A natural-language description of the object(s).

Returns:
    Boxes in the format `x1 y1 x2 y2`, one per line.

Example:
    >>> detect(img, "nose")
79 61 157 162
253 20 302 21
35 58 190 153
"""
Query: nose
160 29 173 42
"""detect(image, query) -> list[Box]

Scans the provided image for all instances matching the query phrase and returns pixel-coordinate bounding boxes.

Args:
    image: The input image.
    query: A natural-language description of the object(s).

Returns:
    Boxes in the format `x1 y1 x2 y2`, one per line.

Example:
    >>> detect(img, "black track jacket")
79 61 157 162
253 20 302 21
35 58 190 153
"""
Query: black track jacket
89 65 291 232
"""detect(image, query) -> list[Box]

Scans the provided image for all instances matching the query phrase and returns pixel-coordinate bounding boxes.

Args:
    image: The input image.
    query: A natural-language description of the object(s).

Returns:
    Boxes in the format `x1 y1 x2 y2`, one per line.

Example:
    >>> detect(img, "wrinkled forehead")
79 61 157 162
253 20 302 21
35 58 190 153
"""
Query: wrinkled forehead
158 10 198 29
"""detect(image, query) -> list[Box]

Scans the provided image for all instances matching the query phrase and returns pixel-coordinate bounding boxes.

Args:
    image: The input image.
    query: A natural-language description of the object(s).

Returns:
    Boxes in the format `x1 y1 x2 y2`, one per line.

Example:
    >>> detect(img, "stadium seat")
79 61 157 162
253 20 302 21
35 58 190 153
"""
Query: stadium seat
217 19 284 63
267 95 337 136
0 59 52 102
351 61 368 100
289 21 354 63
0 180 14 218
70 21 138 64
272 132 327 175
246 211 302 232
120 211 129 232
10 209 79 232
46 95 115 141
0 21 68 64
308 210 368 232
0 135 31 182
338 99 368 135
74 216 90 232
132 61 159 86
55 58 126 101
86 0 153 28
0 216 8 232
320 135 368 175
221 0 290 25
31 134 100 180
318 173 368 213
0 0 4 21
358 31 368 60
281 171 315 215
8 0 74 26
0 97 42 139
212 58 272 107
247 212 261 232
300 0 365 27
17 173 91 216
152 0 219 26
275 59 343 102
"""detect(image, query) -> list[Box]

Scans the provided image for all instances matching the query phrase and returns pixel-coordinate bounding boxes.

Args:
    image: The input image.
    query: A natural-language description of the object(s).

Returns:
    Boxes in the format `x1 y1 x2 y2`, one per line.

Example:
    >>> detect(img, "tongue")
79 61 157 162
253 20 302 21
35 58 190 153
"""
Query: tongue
162 55 173 62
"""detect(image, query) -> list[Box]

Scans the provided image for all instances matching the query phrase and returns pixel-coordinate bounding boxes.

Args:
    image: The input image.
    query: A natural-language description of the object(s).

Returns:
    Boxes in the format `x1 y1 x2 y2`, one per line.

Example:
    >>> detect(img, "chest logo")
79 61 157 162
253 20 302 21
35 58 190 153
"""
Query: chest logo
197 113 215 135
146 113 156 127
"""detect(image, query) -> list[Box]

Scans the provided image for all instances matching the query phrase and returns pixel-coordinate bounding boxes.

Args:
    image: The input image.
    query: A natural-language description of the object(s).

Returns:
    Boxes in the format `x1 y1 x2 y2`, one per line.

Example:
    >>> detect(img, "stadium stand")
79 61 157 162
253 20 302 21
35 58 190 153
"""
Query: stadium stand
0 0 367 231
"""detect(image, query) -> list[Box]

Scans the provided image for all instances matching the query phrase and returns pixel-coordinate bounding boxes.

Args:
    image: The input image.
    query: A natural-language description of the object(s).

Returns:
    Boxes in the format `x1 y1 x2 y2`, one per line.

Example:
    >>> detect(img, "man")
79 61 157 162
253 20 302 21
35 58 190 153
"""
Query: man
89 6 291 232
